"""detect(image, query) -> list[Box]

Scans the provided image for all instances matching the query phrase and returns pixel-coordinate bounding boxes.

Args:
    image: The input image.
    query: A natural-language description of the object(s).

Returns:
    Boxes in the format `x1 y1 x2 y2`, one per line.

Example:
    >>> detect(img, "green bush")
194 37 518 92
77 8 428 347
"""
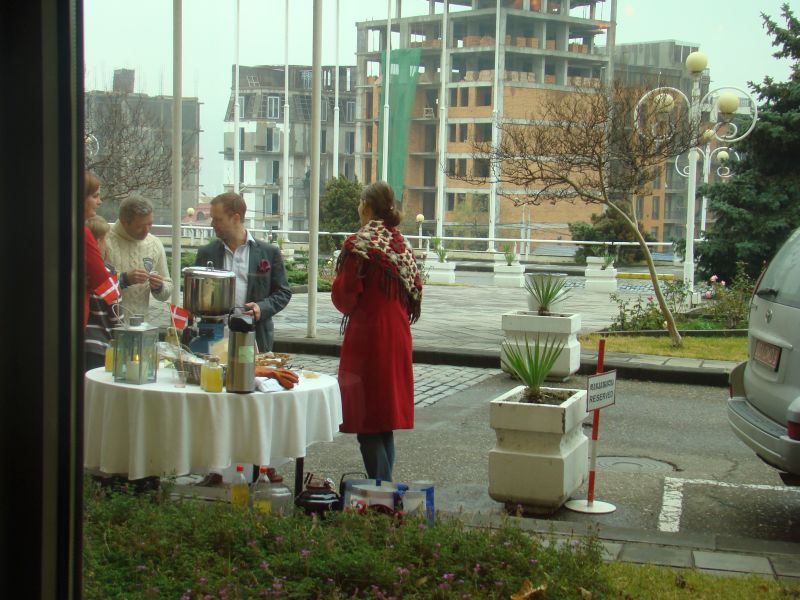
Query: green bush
83 480 609 599
700 262 754 329
608 280 689 331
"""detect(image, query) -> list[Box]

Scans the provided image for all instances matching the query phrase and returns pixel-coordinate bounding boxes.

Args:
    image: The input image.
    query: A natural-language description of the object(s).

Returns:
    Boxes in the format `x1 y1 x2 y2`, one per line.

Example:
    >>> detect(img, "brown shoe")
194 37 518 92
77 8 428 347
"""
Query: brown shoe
266 468 283 483
196 472 224 487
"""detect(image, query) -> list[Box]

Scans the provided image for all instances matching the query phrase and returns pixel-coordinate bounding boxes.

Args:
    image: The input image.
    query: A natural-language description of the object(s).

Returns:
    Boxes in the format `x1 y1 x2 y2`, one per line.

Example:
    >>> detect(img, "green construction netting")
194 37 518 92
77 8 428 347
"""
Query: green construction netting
376 48 421 203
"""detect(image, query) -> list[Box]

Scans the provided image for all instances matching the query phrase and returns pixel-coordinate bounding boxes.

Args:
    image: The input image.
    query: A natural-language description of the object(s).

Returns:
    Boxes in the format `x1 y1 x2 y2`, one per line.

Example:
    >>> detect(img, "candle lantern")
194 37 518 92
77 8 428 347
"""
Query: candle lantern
112 316 159 384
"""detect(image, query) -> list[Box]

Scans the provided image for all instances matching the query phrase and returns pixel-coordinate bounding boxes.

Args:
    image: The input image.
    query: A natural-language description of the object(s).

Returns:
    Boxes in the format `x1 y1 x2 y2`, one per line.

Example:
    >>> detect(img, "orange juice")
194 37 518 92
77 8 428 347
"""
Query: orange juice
104 345 114 372
205 365 224 392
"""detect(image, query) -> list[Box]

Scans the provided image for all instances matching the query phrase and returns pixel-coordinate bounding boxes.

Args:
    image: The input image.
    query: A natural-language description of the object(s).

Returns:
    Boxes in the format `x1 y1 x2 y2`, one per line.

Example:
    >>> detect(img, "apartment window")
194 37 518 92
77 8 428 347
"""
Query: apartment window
423 192 436 220
424 159 437 187
246 74 259 87
448 125 457 142
237 95 246 118
475 87 492 107
474 122 492 142
653 170 661 189
239 127 245 150
636 196 644 219
301 70 312 89
321 130 327 152
651 196 660 220
447 158 455 175
345 131 355 154
366 91 374 119
269 160 280 183
473 158 490 177
447 192 455 211
458 158 467 176
321 99 328 122
345 100 355 123
473 194 489 212
267 96 280 119
450 88 458 106
459 124 468 142
460 87 469 106
239 160 245 184
266 128 280 152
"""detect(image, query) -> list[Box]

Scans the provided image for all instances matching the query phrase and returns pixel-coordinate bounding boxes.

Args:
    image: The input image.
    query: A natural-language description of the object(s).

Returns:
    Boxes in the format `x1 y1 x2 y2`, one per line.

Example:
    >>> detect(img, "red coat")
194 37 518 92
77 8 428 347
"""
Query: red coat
84 226 108 329
332 254 414 434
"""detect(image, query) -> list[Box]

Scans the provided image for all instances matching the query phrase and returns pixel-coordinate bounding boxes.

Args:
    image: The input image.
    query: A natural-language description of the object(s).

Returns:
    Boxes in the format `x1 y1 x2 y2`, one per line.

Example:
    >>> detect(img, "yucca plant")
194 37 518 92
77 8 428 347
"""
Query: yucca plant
502 243 517 266
501 335 566 403
524 274 570 315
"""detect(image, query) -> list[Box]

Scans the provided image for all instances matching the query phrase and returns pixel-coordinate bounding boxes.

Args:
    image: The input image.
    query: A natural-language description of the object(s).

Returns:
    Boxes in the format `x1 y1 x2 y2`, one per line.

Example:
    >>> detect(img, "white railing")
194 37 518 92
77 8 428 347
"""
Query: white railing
170 225 677 258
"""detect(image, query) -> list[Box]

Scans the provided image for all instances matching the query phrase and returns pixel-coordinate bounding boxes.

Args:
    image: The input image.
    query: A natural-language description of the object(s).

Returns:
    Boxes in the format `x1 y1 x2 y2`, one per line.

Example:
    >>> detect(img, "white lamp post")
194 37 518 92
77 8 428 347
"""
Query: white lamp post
415 213 425 249
635 51 757 302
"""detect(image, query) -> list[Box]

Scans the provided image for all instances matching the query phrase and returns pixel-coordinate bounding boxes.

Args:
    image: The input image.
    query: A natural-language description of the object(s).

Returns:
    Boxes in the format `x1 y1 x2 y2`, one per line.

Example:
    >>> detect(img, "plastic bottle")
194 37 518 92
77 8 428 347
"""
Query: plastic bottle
252 466 273 514
230 464 250 508
269 483 294 516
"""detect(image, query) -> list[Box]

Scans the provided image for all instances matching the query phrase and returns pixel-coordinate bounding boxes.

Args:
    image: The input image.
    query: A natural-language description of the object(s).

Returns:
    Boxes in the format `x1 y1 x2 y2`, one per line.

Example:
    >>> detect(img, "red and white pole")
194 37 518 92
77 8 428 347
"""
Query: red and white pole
586 339 604 505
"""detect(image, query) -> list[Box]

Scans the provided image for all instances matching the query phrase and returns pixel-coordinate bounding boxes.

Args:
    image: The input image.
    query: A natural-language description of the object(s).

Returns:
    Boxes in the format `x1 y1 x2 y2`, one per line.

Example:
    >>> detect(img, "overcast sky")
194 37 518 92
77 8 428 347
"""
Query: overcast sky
84 0 794 197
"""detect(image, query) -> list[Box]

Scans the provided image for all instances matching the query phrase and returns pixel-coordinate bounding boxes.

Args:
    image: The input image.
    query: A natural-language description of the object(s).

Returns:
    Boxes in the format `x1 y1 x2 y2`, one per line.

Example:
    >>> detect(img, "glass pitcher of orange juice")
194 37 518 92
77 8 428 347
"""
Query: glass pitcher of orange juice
201 356 224 392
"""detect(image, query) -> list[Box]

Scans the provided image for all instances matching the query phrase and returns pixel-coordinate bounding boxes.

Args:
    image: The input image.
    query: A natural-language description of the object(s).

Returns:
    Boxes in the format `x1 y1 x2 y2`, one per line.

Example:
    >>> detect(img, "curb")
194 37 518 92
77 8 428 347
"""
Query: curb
272 338 732 387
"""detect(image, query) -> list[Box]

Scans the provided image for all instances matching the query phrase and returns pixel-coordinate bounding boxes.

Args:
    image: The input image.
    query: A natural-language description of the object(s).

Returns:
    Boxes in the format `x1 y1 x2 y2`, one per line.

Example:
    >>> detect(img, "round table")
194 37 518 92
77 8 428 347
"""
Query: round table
84 368 342 494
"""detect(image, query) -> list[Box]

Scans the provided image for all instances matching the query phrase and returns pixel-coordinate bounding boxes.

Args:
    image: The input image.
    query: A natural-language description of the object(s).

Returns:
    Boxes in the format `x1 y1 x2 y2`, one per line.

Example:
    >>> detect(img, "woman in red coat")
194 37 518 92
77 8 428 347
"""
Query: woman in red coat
84 172 109 330
332 181 423 481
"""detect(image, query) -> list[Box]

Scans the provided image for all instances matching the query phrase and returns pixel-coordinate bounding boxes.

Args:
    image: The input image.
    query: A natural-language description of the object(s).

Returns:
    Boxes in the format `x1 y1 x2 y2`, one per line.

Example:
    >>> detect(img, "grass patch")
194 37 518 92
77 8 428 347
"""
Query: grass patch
83 481 609 599
605 562 798 599
580 333 747 361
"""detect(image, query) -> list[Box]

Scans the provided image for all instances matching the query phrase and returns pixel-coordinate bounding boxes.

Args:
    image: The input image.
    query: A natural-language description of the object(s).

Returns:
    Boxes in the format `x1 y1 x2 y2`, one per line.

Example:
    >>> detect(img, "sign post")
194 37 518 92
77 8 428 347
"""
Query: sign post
566 339 617 514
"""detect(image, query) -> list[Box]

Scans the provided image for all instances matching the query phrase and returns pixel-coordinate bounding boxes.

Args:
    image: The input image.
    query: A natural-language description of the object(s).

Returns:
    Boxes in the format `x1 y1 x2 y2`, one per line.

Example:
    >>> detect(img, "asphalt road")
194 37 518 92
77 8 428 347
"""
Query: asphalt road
294 370 800 545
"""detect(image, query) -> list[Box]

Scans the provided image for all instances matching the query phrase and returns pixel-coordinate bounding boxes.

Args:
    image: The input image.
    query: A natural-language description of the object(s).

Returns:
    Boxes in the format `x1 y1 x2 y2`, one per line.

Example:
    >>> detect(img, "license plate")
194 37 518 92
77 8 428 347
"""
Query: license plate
754 340 781 371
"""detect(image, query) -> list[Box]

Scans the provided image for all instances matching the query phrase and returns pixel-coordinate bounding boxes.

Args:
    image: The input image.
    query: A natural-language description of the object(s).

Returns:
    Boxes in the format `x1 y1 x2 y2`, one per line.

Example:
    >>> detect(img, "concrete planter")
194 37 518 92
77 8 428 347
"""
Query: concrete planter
489 385 588 514
584 256 617 292
427 260 456 284
500 311 581 380
493 263 525 288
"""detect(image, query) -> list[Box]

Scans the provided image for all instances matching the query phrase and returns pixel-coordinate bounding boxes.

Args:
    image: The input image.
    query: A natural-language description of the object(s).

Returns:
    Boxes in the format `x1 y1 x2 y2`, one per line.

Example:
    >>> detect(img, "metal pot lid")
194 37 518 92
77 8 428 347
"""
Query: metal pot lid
182 262 235 279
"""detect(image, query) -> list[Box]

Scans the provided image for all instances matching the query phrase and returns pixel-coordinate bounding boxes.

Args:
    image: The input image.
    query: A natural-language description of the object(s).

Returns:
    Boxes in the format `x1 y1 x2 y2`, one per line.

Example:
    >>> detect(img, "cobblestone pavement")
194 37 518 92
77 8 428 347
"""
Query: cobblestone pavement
291 353 500 408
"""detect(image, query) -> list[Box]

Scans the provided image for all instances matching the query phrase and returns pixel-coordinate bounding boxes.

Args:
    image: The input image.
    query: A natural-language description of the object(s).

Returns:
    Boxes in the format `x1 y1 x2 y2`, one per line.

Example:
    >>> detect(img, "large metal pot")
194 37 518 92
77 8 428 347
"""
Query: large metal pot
182 262 235 316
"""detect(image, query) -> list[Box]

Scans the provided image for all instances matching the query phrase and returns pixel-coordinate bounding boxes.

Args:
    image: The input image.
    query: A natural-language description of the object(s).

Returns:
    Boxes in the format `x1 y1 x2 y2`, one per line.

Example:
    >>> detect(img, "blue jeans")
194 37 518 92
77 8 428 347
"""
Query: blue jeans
356 432 395 481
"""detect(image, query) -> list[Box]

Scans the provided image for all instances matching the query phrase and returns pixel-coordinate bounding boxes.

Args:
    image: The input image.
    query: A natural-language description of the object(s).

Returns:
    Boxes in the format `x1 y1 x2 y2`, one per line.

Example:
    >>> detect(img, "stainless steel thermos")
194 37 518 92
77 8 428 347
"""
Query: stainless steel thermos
226 313 256 393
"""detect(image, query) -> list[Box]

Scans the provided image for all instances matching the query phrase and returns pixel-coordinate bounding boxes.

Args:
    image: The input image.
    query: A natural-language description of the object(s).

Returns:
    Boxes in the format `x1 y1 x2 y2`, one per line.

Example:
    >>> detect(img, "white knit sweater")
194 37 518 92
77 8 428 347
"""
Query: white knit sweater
104 220 173 318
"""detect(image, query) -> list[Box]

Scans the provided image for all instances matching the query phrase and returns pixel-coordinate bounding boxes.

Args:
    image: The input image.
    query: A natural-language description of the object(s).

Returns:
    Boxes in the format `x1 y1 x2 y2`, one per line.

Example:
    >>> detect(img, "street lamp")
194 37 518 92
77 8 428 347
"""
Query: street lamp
415 213 425 250
635 51 758 302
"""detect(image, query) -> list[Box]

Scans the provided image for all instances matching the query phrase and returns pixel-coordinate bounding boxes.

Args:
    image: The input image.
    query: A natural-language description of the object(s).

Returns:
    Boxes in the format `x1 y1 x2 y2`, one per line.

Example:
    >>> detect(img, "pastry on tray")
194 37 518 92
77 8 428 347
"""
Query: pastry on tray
255 351 292 368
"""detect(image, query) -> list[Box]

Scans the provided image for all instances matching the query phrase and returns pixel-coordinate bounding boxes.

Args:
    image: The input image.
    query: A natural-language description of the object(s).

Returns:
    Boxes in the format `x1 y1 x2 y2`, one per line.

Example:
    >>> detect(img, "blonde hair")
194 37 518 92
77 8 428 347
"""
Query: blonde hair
86 215 111 242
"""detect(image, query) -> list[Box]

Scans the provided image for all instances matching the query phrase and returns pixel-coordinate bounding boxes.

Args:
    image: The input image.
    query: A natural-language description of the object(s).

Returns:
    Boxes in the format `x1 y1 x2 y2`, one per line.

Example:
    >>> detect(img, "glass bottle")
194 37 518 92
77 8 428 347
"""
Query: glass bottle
269 484 294 516
104 339 115 372
201 356 224 392
252 466 273 515
165 326 180 347
230 464 249 508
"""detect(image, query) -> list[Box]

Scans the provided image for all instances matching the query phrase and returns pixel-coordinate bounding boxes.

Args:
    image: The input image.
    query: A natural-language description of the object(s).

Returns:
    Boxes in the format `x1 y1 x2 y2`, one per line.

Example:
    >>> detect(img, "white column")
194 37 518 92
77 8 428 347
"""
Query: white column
381 0 392 181
281 0 290 240
684 75 701 296
170 0 183 304
333 0 340 178
700 142 710 234
233 0 240 196
436 0 448 239
308 0 323 338
488 0 501 252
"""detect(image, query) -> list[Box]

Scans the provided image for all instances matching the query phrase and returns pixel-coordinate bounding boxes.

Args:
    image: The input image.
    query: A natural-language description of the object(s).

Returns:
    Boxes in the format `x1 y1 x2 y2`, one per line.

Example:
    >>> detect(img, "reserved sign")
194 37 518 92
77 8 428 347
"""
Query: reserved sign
587 370 617 411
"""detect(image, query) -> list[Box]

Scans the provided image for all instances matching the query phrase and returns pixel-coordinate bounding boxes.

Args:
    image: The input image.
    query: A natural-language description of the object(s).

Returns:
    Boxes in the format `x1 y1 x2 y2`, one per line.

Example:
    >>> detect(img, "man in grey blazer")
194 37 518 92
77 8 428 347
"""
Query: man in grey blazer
195 192 292 485
195 191 292 353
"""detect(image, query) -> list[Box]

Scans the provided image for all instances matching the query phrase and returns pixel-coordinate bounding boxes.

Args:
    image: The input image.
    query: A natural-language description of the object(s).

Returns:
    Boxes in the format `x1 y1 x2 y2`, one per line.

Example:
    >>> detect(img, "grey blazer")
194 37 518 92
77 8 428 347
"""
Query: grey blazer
195 238 292 352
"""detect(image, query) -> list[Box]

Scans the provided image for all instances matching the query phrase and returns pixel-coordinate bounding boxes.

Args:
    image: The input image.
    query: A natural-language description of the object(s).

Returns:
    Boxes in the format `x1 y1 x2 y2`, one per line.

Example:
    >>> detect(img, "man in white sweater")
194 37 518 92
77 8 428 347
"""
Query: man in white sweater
104 196 173 319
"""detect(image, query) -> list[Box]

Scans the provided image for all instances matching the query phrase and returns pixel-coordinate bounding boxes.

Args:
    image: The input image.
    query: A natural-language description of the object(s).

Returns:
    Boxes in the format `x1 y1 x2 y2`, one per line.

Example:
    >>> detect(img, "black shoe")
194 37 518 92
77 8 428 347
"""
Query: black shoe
196 473 224 487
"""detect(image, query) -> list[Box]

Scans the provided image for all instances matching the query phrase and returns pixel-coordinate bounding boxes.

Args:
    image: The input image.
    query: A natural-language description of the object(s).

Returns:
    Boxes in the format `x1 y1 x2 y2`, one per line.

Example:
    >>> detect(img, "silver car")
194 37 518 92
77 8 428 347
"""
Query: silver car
728 226 800 484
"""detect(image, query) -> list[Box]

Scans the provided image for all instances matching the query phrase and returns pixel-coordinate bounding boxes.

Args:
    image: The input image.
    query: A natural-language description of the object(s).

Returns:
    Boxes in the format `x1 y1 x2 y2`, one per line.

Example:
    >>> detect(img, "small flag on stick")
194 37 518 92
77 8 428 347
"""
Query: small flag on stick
170 304 190 330
94 274 120 305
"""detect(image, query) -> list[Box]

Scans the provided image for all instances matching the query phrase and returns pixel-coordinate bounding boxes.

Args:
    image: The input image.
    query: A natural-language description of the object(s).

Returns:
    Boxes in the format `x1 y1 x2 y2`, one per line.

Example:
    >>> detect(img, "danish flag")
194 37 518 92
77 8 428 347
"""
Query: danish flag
170 304 191 330
94 273 120 305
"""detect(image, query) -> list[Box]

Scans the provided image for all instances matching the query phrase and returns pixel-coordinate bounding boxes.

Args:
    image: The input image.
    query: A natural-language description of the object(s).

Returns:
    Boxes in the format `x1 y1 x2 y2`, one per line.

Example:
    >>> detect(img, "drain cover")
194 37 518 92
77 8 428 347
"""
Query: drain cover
597 456 675 473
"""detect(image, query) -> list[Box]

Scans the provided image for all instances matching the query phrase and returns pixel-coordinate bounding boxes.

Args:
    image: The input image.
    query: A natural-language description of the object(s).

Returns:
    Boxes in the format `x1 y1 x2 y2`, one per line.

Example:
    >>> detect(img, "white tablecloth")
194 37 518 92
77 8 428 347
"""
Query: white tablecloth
84 368 342 480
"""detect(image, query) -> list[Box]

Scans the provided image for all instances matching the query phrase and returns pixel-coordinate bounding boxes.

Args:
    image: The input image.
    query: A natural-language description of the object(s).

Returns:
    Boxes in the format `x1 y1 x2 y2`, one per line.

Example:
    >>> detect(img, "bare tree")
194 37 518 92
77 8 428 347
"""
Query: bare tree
461 82 698 346
85 92 198 213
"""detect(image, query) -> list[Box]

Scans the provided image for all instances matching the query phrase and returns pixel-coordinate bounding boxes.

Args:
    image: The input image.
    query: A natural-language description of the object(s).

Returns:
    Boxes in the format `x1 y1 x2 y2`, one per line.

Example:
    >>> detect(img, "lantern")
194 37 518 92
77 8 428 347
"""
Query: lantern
112 317 160 384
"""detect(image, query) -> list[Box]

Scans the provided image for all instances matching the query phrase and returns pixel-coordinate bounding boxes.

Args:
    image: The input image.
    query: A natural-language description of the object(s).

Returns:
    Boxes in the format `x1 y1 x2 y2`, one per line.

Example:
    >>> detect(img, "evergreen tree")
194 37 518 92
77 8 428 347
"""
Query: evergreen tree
696 4 800 282
319 176 363 252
